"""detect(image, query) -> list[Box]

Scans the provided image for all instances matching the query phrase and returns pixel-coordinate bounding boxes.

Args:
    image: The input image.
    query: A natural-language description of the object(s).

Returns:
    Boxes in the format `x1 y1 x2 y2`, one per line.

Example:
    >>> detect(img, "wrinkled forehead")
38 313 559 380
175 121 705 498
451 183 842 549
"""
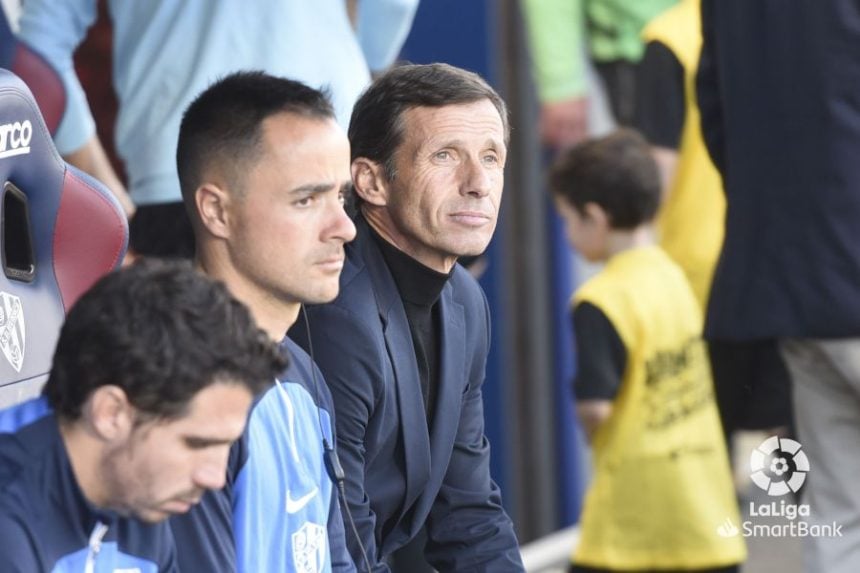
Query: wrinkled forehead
399 101 508 149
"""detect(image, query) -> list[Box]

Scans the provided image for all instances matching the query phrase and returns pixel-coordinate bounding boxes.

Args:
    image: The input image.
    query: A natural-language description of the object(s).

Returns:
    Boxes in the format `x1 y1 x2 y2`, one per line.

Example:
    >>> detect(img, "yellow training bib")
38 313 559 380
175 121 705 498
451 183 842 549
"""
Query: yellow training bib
573 246 746 569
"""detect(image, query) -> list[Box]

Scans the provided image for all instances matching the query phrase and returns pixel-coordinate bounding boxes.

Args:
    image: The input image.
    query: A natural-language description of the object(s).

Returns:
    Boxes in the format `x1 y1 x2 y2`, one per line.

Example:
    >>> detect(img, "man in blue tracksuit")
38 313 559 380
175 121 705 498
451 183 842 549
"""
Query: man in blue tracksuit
0 261 286 572
168 72 358 572
231 338 346 572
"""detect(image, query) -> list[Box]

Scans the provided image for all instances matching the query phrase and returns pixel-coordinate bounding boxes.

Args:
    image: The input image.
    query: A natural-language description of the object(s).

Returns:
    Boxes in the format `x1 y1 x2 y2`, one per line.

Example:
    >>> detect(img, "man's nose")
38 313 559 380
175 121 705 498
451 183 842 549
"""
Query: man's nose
194 463 227 491
460 156 492 198
193 450 229 491
328 201 357 243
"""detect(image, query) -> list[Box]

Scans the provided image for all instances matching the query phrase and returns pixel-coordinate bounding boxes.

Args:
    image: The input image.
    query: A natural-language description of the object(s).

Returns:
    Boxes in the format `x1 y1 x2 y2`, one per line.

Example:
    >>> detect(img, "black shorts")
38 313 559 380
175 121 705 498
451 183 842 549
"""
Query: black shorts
129 201 195 259
708 339 794 435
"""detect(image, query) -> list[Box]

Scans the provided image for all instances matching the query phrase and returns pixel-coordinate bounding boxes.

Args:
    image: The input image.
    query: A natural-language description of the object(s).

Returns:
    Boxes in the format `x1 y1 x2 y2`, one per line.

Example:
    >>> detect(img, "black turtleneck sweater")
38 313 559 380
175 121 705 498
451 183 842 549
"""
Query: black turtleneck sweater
371 227 452 426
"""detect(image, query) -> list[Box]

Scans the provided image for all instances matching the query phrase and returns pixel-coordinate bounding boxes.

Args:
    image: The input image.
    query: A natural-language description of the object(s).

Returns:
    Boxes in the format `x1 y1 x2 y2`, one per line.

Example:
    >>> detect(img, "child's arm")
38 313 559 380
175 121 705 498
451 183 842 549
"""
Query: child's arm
576 400 613 442
571 302 625 442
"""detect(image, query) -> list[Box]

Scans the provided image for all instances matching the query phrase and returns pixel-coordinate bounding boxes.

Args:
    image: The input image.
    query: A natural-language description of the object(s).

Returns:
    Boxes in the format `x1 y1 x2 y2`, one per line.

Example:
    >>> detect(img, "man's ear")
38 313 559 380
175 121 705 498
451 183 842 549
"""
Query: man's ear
351 158 389 207
583 201 610 229
88 386 134 442
195 183 233 240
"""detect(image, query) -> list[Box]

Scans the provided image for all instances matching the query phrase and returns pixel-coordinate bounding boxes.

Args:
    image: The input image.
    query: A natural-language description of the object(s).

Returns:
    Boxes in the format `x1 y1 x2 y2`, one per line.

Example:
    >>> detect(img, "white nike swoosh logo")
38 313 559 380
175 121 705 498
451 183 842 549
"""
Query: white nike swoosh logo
285 486 319 514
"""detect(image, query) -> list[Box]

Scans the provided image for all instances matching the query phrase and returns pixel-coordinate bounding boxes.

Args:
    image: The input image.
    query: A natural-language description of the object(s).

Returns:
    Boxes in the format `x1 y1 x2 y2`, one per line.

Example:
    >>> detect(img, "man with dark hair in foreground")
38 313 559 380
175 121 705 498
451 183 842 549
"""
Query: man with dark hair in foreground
0 259 286 572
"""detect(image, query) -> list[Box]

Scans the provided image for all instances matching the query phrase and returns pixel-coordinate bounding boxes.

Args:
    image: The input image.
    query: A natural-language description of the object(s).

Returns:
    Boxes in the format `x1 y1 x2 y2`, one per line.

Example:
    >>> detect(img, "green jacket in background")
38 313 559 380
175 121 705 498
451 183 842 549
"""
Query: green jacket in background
521 0 678 102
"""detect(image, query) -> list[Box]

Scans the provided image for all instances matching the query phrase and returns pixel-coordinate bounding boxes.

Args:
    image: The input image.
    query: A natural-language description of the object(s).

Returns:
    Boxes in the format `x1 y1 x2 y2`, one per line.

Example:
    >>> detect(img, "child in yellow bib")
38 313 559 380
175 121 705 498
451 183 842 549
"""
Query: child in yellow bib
550 130 746 572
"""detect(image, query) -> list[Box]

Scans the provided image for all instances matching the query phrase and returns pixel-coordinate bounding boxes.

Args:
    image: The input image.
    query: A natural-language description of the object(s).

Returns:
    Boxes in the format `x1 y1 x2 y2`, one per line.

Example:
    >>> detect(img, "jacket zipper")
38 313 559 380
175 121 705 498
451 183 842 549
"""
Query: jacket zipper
84 521 109 573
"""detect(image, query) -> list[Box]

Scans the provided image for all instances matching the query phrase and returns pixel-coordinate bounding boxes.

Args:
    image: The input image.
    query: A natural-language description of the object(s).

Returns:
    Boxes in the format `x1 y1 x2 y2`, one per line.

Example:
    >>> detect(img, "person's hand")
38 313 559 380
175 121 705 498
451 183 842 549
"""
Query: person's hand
112 186 136 219
540 95 589 149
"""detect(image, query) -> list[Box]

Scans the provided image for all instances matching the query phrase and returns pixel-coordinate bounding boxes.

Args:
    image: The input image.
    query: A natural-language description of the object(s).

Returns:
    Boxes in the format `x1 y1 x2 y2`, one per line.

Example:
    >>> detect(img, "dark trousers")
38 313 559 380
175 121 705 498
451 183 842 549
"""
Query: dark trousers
129 201 195 259
707 339 794 440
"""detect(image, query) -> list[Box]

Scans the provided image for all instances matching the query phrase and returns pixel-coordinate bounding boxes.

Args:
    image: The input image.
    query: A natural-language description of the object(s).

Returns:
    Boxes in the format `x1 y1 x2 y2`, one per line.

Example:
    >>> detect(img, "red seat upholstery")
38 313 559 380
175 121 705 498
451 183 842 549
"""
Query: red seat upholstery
0 69 126 408
0 8 65 135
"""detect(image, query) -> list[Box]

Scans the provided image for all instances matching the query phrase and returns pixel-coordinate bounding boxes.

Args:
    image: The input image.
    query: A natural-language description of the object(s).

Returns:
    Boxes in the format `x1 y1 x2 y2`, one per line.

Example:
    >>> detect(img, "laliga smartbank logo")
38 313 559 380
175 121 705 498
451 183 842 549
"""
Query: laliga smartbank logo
750 435 808 496
0 120 33 159
715 436 842 539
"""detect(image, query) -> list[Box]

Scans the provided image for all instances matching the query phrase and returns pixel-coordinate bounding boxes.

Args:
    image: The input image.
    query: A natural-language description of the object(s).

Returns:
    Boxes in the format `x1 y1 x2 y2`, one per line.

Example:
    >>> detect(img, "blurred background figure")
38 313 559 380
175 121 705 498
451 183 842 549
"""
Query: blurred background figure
550 129 745 573
698 1 860 571
16 0 418 258
520 0 677 149
634 0 794 450
635 0 721 310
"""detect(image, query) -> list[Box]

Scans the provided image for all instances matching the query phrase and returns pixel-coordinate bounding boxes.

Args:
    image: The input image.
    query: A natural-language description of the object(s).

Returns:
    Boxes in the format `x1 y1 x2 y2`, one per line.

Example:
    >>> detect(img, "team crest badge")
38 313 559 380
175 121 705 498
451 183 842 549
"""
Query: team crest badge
292 521 327 573
0 292 24 372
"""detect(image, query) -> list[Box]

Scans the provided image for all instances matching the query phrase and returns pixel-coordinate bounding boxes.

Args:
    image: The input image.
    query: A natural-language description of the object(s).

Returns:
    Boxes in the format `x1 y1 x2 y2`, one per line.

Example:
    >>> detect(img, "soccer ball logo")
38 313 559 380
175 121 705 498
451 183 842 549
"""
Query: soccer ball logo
750 435 809 496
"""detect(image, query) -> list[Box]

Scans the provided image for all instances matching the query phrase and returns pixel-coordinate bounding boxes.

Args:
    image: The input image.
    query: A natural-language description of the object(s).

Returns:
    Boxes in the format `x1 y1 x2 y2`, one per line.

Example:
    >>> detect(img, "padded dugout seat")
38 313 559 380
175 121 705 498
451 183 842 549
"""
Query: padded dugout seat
0 69 126 408
0 8 65 135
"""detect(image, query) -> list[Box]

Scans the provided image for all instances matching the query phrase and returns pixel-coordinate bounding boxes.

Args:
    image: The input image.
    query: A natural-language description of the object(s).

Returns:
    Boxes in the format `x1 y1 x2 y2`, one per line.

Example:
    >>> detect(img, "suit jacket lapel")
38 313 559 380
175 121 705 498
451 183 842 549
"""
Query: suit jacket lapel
402 278 468 525
427 282 466 489
356 217 431 514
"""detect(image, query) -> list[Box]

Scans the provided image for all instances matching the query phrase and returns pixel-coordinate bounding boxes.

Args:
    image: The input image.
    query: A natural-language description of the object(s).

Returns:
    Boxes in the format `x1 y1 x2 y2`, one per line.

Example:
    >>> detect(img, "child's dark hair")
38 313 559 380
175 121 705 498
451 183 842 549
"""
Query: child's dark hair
549 129 660 229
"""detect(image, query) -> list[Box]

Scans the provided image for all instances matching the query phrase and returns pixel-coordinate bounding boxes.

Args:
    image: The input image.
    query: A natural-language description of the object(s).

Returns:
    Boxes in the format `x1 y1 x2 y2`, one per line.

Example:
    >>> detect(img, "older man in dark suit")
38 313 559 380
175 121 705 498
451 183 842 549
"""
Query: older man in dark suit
291 63 523 572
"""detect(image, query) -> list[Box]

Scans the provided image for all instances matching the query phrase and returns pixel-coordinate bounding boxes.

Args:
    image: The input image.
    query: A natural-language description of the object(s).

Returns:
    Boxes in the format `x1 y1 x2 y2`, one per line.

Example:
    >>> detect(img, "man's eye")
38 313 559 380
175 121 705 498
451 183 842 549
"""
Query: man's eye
295 196 314 207
185 438 211 450
435 151 451 160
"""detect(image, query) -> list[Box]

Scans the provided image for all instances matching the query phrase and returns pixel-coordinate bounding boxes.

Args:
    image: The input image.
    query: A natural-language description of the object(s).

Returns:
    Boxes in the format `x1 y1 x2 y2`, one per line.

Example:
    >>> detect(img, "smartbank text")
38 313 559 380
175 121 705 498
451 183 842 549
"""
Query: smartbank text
745 501 842 537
